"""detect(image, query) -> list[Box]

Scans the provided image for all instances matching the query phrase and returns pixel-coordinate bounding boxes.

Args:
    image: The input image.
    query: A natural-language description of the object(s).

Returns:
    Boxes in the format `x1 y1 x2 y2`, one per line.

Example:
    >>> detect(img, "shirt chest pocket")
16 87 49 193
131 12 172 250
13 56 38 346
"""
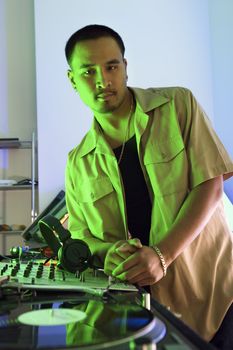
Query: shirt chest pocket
77 177 114 203
143 136 188 196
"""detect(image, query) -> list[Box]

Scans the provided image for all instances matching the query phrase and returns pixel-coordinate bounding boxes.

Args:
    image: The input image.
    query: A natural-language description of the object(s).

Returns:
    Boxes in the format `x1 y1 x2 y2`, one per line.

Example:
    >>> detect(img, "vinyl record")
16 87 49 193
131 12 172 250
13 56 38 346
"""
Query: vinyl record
0 299 166 350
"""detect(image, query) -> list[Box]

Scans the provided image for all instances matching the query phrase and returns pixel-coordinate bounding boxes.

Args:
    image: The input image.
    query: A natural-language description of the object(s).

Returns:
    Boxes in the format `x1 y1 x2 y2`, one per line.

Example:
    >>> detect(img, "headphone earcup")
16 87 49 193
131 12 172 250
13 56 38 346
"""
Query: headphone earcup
60 238 91 273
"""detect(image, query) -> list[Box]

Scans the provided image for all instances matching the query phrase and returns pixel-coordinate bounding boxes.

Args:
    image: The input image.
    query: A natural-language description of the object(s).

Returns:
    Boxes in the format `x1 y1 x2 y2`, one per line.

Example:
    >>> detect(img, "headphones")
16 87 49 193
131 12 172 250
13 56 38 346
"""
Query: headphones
38 214 91 273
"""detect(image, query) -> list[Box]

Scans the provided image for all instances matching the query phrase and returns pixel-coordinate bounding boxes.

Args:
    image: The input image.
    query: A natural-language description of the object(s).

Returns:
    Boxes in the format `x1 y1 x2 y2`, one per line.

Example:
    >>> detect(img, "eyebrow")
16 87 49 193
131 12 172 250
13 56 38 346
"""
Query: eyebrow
79 59 121 69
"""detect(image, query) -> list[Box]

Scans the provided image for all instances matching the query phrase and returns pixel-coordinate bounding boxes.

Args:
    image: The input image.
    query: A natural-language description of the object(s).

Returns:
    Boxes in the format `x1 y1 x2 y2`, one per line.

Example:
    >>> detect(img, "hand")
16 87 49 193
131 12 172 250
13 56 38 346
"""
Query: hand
104 238 142 276
112 246 164 286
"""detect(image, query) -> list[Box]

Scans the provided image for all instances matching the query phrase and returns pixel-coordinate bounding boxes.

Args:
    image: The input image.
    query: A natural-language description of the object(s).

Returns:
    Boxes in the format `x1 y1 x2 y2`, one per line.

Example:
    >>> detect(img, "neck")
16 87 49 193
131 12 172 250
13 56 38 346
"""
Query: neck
95 89 135 148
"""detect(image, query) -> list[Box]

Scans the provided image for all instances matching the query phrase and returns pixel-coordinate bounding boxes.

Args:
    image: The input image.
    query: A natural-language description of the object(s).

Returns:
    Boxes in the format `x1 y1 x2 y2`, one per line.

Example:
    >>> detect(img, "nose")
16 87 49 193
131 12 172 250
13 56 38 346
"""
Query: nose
96 69 111 89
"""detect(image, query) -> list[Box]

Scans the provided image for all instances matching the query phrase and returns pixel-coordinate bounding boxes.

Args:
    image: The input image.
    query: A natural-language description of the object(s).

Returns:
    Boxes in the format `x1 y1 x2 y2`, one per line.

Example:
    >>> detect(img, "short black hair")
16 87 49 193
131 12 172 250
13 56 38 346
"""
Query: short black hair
65 24 125 65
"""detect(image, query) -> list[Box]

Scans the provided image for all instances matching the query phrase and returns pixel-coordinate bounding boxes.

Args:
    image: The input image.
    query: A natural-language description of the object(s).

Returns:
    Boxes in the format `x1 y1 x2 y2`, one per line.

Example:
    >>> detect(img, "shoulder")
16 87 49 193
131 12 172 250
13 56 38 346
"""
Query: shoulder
132 86 193 98
157 86 194 102
67 129 94 163
131 86 195 112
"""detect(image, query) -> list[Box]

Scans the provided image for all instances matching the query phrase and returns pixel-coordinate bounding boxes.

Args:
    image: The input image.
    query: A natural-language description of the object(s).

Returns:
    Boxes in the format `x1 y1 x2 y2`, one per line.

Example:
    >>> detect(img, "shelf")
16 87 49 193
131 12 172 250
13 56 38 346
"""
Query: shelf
0 185 34 190
0 140 32 149
0 230 22 235
0 133 37 255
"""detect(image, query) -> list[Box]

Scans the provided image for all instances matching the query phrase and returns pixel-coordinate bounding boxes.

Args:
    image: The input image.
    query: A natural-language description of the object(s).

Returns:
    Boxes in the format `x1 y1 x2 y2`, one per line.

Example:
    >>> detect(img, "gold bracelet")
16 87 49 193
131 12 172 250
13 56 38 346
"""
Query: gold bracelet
152 245 167 277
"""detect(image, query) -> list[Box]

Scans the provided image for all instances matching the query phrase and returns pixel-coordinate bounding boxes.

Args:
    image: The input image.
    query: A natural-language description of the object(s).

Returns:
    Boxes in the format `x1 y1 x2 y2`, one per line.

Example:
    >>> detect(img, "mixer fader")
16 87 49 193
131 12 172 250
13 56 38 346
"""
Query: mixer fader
0 260 138 293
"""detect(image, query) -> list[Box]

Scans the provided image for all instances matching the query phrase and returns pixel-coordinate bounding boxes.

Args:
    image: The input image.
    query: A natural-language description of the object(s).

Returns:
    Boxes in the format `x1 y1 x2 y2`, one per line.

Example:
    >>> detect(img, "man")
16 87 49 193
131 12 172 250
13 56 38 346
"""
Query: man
64 24 233 348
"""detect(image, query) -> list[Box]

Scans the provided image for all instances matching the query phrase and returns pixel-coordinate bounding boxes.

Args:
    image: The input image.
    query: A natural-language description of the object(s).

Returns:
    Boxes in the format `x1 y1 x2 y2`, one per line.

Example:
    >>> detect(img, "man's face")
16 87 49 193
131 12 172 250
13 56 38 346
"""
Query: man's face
68 37 128 114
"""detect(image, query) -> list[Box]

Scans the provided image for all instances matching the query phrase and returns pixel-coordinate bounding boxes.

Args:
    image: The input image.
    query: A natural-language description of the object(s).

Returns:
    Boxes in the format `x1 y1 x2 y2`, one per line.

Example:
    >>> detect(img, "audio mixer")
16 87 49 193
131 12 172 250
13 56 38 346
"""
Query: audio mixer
0 260 138 294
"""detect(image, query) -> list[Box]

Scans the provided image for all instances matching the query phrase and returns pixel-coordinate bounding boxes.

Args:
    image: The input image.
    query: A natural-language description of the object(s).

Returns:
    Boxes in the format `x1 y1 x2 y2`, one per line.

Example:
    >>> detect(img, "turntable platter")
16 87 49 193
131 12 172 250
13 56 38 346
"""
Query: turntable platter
0 299 166 349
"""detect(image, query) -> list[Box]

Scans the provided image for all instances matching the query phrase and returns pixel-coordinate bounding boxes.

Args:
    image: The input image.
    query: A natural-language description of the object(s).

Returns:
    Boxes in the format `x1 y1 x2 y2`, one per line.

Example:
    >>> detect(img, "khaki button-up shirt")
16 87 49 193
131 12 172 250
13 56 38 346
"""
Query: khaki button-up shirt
66 86 233 340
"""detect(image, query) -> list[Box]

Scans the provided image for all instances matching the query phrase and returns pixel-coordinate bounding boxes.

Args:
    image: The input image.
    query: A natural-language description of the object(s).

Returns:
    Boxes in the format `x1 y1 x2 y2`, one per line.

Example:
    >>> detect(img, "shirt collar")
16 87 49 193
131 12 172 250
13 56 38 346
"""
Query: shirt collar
76 118 113 158
130 86 170 112
77 87 171 158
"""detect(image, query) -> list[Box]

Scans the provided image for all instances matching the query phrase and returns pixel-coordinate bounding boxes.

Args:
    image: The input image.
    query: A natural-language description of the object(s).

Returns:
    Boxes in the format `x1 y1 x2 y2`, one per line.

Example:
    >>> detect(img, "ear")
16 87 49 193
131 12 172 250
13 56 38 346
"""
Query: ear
67 70 77 90
123 58 128 81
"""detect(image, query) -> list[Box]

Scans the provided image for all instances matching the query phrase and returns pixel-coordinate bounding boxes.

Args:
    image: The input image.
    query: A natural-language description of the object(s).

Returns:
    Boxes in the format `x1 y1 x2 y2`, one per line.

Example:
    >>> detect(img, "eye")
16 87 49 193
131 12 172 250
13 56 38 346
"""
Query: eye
83 68 96 76
107 65 118 71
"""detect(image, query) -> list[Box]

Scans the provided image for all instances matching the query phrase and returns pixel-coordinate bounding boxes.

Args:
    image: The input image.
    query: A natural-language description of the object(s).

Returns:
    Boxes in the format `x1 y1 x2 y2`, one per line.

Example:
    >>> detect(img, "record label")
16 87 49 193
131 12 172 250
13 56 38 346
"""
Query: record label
18 308 86 326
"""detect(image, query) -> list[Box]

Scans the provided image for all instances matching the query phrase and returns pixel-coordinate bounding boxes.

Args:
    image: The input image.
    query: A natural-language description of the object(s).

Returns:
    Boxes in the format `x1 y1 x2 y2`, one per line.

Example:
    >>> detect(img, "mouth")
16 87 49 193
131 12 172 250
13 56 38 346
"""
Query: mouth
96 91 116 101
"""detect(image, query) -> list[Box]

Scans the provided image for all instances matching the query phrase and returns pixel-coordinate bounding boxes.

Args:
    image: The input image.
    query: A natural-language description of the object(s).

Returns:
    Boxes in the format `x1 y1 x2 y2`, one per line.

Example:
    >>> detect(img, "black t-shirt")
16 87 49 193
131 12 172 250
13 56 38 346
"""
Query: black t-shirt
113 136 152 246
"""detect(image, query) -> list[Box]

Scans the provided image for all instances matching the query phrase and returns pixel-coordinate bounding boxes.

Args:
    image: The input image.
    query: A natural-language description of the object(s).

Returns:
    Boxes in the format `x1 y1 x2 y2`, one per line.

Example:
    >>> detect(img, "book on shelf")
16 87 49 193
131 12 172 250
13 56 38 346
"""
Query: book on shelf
0 138 20 148
0 138 19 141
0 179 17 186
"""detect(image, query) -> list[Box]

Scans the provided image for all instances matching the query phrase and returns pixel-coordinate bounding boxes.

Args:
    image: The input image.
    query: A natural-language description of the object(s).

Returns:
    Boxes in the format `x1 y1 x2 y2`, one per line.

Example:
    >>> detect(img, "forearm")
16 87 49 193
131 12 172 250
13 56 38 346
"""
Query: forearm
157 175 223 266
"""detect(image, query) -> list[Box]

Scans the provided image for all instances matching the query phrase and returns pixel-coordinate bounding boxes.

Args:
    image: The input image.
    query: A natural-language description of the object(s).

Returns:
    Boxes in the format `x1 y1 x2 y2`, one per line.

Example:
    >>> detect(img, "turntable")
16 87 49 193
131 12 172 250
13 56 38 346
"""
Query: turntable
0 258 216 350
0 194 217 349
0 294 165 350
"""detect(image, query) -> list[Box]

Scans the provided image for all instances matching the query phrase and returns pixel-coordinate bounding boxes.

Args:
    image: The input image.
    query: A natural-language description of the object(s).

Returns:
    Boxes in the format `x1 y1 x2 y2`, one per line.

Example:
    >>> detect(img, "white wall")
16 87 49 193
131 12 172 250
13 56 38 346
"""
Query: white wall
0 0 37 232
34 0 215 210
208 0 233 200
209 0 233 157
0 0 36 139
0 1 7 136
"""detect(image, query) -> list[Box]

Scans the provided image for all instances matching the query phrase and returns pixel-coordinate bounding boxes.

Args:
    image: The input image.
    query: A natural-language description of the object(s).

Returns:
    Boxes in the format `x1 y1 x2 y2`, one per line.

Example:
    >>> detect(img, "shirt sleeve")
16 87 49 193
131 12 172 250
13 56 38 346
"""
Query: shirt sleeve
65 157 111 264
178 88 233 189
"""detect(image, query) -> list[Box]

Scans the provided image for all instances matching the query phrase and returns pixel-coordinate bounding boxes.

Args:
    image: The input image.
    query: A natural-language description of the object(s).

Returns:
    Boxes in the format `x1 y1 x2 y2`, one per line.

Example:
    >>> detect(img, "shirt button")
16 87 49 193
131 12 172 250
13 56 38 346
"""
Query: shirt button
90 192 95 199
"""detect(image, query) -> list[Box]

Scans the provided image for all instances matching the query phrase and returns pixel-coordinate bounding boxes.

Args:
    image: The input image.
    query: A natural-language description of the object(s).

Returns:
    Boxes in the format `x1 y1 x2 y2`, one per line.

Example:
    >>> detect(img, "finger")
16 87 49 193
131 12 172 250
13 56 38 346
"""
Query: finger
116 250 133 260
115 269 155 285
114 269 144 282
112 254 140 277
112 252 126 264
115 268 142 281
128 271 153 285
104 267 112 276
114 249 144 274
104 250 125 273
116 239 144 259
104 261 119 275
116 243 138 254
105 254 125 271
127 238 143 248
115 261 151 282
137 279 154 287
